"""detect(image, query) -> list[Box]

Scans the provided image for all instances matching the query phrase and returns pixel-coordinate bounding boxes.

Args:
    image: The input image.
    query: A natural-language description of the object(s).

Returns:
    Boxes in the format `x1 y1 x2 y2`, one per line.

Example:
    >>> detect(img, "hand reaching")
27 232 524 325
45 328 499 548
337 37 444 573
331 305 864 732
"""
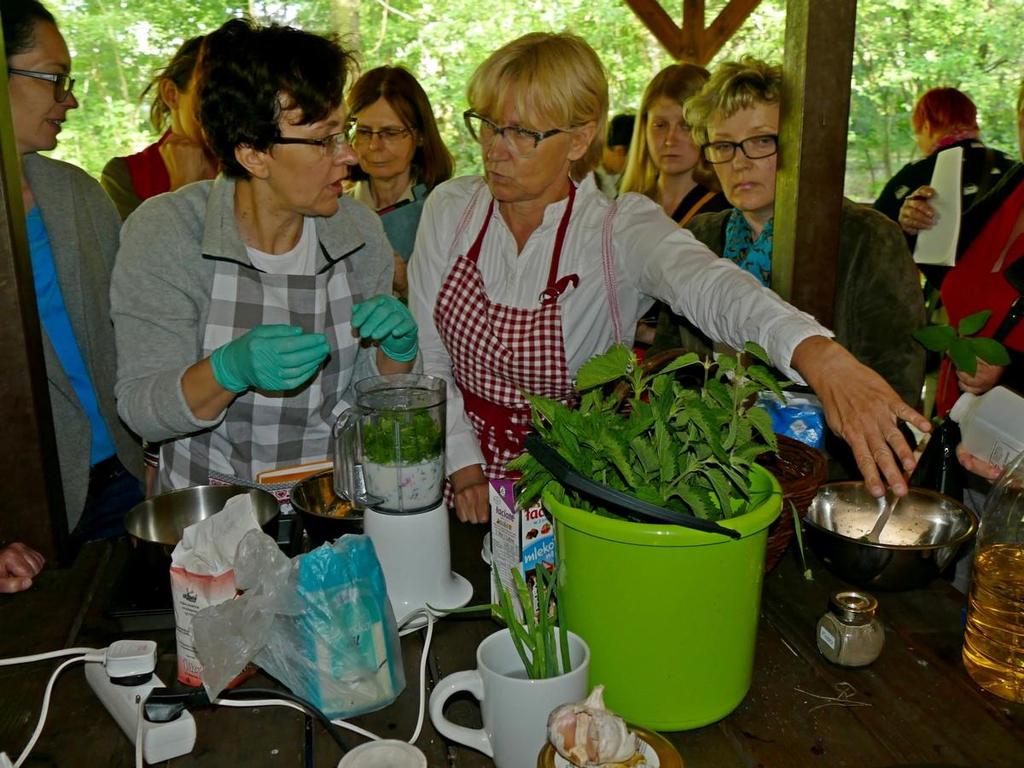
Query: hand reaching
956 358 1005 395
160 133 217 191
351 295 418 362
898 185 937 235
793 336 931 497
211 325 329 393
956 443 1003 480
0 542 45 593
450 464 491 523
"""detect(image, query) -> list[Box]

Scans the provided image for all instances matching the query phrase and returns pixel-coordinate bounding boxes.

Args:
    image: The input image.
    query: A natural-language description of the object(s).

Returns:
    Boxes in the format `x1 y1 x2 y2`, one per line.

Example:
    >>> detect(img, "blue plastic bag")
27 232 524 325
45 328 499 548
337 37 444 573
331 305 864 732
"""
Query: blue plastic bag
756 391 826 449
193 531 404 718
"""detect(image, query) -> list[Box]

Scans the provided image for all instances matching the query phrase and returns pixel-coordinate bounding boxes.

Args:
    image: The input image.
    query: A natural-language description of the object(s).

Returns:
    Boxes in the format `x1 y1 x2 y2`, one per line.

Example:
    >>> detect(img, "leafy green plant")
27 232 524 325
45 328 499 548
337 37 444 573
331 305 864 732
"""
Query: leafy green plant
913 309 1011 376
363 411 442 464
507 342 787 522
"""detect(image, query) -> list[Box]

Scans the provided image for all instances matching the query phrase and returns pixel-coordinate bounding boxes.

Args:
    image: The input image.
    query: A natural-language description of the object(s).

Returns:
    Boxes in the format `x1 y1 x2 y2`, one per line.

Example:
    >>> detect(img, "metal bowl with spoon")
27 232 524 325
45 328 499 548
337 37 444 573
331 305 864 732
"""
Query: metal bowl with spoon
803 481 977 590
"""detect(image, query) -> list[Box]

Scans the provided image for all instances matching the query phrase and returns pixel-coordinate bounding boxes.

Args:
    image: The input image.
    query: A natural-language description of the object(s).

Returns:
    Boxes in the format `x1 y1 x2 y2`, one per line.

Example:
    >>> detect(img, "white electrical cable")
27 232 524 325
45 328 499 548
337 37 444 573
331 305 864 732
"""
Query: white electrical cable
328 606 437 746
212 606 438 763
0 647 101 666
13 654 103 768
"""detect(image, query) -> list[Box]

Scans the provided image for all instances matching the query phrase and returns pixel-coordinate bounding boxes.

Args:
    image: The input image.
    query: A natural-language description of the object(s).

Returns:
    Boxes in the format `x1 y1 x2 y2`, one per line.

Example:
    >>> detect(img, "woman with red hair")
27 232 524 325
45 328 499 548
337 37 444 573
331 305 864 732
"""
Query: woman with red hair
874 87 1014 261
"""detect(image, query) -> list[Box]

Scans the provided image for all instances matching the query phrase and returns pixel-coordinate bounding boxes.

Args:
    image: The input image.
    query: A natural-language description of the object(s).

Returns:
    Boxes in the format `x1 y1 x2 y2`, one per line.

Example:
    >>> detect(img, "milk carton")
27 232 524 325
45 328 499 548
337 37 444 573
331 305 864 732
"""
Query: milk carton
488 479 555 617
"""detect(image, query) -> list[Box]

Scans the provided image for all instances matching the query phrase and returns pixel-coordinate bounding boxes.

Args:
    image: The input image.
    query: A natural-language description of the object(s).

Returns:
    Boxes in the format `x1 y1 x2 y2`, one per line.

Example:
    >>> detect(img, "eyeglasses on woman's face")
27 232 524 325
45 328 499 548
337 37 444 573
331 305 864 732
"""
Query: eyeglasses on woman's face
701 134 779 164
274 122 355 156
463 110 568 157
352 125 413 145
7 68 75 102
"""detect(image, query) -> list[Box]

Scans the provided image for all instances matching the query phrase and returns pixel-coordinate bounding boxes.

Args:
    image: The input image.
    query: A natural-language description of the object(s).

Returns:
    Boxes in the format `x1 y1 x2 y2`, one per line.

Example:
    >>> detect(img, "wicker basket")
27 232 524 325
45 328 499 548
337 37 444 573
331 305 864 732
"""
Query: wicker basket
756 434 828 573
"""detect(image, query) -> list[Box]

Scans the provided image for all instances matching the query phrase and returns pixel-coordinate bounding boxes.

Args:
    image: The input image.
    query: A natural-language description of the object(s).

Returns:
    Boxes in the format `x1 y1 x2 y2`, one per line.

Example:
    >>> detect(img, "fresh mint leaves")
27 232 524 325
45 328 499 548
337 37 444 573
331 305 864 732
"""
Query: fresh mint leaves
509 343 787 522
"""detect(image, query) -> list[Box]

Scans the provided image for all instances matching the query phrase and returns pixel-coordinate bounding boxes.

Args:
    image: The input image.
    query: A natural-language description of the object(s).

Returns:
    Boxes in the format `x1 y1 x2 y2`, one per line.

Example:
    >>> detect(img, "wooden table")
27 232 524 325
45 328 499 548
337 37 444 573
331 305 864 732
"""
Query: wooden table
2 519 1022 767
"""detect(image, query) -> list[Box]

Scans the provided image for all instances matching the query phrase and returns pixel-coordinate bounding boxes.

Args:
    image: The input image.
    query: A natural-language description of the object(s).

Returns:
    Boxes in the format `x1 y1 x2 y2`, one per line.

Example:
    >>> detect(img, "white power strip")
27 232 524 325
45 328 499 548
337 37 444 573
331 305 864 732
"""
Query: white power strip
84 663 196 763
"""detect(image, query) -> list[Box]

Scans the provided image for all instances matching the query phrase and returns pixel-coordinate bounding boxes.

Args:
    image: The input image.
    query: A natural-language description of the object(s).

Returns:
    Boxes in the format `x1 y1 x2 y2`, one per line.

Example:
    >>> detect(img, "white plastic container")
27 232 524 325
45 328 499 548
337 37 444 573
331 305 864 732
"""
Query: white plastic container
949 386 1024 468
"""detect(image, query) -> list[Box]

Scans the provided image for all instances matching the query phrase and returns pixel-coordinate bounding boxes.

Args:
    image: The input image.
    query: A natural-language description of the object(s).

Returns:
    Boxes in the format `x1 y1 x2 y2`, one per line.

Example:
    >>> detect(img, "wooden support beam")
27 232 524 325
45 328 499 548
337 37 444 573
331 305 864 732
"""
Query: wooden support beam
771 0 857 329
626 0 763 65
623 0 686 59
0 45 69 562
704 0 763 63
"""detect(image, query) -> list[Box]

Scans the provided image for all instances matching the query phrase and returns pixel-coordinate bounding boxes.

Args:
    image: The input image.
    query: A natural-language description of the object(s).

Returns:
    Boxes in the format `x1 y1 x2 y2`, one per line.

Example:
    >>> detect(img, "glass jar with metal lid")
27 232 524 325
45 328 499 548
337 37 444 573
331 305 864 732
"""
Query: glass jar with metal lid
816 590 885 666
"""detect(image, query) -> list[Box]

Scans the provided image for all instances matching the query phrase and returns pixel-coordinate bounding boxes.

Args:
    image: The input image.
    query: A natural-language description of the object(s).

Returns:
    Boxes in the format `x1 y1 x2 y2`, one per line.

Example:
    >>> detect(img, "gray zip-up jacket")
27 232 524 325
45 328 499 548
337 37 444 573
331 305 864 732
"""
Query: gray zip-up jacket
23 153 143 530
110 175 392 443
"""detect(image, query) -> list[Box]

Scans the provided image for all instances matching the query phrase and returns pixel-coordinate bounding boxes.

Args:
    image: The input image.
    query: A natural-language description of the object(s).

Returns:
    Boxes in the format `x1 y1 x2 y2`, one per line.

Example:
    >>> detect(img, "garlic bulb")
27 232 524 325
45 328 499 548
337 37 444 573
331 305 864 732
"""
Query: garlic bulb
547 685 641 766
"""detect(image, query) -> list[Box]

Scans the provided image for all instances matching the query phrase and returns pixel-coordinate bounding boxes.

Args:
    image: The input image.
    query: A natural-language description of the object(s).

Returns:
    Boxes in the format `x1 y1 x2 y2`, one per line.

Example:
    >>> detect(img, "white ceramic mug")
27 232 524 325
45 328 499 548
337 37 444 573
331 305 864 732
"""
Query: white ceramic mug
336 739 427 768
429 628 589 768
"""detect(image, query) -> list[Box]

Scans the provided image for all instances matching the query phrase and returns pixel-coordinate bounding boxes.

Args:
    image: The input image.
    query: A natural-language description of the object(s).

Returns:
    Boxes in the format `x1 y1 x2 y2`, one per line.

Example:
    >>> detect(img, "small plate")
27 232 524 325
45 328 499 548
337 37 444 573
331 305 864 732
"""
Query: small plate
482 531 492 565
537 725 684 768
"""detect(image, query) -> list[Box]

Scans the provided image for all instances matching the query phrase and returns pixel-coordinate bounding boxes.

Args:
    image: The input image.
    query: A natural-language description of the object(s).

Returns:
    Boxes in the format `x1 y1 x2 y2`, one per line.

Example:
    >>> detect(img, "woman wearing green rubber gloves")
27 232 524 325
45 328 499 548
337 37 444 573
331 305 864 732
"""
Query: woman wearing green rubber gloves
111 19 416 493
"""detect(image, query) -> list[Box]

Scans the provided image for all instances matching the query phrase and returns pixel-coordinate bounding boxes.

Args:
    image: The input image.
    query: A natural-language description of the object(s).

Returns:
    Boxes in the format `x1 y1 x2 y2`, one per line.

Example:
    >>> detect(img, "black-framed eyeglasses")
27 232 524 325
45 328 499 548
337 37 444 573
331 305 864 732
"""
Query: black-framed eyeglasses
273 126 354 155
352 125 413 145
463 110 568 156
701 134 778 164
7 68 75 102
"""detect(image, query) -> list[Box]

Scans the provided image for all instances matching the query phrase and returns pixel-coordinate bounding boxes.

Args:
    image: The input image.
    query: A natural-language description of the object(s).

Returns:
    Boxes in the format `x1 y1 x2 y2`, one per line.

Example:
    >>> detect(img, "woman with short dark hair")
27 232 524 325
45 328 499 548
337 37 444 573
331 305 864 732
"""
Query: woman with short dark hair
111 18 417 493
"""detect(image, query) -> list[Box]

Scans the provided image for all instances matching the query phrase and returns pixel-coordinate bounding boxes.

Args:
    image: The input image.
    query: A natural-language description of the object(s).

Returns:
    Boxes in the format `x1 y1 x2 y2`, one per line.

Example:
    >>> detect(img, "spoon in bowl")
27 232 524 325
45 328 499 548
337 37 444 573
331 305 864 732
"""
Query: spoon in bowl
864 494 900 544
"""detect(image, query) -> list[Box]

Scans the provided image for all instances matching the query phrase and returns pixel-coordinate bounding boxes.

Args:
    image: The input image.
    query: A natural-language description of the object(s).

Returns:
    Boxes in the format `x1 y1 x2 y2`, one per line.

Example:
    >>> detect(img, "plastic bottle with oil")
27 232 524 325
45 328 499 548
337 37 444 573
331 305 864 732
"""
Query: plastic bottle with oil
962 448 1024 703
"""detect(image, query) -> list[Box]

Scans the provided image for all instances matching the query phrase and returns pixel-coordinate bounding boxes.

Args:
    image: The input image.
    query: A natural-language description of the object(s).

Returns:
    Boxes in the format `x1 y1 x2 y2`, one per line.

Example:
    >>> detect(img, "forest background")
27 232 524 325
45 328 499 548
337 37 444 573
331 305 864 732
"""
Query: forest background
43 0 1024 201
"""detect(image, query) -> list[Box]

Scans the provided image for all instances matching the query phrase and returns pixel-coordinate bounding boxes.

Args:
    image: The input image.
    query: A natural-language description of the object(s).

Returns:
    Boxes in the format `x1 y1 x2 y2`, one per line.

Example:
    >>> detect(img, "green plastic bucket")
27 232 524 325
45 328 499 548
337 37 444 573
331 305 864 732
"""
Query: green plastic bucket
545 465 781 731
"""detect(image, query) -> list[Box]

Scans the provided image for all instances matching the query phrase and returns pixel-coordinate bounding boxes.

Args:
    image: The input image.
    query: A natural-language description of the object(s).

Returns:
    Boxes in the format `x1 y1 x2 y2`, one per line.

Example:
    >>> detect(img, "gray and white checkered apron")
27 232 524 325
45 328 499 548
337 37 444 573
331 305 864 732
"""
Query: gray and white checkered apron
434 181 623 483
161 241 363 490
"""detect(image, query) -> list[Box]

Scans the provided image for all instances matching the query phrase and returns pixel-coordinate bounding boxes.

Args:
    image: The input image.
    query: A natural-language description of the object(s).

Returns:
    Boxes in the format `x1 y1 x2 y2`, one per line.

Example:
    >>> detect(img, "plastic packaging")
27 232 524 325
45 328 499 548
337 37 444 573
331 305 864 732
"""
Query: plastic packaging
755 391 825 449
949 386 1024 468
192 530 405 718
963 448 1024 703
815 591 884 667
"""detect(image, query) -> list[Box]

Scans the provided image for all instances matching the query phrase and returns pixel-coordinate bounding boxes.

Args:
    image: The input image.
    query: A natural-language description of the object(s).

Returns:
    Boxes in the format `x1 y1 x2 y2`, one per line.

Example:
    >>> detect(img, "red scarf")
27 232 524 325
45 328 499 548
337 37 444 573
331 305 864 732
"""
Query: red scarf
936 179 1024 415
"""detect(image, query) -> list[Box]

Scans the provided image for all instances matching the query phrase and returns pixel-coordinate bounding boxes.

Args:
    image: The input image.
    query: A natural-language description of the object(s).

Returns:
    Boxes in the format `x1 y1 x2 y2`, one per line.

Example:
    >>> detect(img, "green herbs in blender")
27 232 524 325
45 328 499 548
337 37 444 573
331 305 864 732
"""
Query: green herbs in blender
363 410 442 465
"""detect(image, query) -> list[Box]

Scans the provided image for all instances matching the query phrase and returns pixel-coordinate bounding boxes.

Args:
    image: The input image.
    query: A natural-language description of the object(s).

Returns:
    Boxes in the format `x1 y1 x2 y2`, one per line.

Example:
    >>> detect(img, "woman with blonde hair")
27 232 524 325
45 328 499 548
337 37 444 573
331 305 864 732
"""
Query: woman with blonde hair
680 55 924 465
621 63 728 226
408 33 931 524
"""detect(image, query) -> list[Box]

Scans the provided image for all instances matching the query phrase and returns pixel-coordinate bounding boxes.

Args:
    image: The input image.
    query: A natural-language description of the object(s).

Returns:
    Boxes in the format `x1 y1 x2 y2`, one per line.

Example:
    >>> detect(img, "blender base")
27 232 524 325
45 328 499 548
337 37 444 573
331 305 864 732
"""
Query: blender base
364 502 473 626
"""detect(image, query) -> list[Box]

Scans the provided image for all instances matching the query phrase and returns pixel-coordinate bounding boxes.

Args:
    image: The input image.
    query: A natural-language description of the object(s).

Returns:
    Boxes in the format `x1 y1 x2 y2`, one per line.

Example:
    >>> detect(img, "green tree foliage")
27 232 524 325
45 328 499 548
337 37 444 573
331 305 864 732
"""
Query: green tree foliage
44 0 1024 201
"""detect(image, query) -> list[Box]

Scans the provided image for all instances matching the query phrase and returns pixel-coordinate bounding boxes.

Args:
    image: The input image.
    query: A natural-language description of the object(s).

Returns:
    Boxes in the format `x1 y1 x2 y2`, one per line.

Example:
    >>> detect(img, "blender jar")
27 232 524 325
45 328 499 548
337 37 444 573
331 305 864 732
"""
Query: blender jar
334 374 446 514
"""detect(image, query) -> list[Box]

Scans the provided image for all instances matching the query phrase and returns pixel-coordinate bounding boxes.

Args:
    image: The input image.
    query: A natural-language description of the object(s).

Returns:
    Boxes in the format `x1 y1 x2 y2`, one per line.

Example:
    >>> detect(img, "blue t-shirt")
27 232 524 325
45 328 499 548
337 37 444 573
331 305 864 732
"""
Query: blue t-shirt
27 207 116 465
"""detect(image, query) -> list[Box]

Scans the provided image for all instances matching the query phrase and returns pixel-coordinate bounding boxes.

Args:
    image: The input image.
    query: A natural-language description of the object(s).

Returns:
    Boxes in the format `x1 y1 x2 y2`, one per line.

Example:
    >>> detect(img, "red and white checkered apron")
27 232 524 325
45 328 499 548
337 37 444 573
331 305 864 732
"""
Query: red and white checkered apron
434 184 581 482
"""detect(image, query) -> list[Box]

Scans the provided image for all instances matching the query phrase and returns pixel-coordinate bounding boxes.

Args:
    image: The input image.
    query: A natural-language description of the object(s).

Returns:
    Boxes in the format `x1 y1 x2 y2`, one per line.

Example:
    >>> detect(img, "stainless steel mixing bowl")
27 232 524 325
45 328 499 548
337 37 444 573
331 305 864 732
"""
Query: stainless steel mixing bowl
125 485 280 550
290 470 363 545
803 481 978 590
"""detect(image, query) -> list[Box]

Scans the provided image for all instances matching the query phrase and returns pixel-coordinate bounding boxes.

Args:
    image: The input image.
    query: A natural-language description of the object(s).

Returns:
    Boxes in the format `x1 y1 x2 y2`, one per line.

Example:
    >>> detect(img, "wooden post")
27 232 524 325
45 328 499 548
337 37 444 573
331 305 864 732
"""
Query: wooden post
0 44 69 562
772 0 857 328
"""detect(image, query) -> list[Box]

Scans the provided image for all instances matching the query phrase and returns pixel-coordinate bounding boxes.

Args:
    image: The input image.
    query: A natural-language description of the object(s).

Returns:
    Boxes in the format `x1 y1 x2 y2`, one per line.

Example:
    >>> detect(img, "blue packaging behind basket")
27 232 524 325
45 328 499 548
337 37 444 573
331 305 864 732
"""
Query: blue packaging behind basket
756 391 826 450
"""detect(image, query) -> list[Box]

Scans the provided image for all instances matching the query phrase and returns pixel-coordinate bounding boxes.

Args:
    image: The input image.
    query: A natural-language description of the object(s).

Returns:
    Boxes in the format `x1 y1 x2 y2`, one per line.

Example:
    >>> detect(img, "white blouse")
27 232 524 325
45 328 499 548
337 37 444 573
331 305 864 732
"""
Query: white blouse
408 174 830 475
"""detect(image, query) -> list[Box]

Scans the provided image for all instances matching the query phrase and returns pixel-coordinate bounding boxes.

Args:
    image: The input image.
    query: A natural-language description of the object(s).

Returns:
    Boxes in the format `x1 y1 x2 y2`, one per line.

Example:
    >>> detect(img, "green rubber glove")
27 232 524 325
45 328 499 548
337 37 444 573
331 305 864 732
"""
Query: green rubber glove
210 324 329 393
351 295 419 363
